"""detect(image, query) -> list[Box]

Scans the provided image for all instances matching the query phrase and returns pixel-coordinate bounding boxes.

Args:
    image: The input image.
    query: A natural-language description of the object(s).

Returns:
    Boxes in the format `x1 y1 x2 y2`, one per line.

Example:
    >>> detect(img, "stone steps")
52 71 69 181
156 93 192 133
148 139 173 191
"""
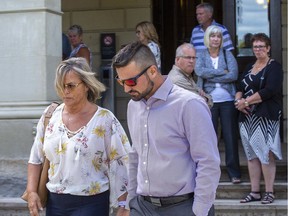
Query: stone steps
0 141 286 216
215 140 287 215
0 197 287 216
220 162 287 182
0 198 45 216
214 199 288 216
216 181 287 200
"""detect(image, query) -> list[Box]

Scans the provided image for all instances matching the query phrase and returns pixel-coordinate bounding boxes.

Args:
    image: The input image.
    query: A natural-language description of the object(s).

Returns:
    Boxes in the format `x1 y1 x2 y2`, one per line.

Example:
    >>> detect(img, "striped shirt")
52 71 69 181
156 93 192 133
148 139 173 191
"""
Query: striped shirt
190 20 234 50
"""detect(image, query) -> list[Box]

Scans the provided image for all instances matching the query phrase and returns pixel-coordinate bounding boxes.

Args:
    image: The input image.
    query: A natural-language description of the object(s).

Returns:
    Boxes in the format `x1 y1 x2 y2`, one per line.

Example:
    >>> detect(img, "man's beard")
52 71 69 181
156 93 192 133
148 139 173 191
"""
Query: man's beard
129 78 154 101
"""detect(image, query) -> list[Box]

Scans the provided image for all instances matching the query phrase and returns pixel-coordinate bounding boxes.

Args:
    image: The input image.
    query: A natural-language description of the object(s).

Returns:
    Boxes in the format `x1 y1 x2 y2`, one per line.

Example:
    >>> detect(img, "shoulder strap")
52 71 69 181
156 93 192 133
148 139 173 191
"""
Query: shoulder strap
223 49 227 65
259 58 272 89
44 102 60 130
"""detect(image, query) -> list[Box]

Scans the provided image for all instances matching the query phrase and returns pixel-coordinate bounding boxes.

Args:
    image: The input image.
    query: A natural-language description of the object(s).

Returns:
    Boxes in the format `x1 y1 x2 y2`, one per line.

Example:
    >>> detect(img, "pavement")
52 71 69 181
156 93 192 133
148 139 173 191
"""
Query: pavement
0 176 26 198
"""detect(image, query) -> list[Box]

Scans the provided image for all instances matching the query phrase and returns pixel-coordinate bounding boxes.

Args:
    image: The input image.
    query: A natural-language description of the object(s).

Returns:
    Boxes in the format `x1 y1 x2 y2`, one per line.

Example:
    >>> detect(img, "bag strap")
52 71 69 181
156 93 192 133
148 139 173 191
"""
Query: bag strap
259 58 272 89
223 49 227 65
44 102 60 132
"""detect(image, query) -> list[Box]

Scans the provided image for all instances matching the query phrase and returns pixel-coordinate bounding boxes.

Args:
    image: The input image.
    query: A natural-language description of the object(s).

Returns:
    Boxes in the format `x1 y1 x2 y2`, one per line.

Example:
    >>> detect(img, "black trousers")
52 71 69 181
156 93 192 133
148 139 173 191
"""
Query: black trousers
46 190 109 216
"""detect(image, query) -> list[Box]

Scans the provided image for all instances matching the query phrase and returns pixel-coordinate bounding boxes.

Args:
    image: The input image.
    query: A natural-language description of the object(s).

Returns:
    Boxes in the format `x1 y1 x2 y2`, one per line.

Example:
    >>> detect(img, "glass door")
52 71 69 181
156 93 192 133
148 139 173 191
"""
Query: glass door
236 0 270 57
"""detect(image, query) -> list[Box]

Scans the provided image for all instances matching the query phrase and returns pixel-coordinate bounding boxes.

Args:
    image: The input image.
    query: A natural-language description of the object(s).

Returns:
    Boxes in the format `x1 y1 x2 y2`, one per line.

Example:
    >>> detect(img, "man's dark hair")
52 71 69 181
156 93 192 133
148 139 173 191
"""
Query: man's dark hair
112 41 157 71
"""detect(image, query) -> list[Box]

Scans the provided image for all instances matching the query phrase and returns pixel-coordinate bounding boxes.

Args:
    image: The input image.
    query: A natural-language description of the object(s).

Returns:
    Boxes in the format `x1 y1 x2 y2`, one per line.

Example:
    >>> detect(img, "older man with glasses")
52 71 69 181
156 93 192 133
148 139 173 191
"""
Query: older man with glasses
168 43 213 108
112 41 220 216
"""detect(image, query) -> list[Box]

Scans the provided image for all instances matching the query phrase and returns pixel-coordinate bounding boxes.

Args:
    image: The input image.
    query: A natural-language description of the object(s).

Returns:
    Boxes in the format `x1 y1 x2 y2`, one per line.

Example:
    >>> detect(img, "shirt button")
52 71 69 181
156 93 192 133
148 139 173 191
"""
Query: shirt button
144 124 147 128
144 144 148 147
143 161 146 165
145 180 148 183
146 107 150 110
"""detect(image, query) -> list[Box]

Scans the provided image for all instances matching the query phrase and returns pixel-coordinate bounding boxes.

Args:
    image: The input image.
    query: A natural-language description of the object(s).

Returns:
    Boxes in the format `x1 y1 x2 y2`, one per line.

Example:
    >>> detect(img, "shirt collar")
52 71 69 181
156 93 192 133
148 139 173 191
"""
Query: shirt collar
145 76 173 102
173 65 192 78
200 20 216 31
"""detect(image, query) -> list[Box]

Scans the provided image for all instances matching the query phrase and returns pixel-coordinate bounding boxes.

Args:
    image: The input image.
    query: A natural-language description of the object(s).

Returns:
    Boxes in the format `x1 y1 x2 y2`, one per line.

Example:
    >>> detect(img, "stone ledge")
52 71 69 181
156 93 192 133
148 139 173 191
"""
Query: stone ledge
0 198 27 209
215 199 288 209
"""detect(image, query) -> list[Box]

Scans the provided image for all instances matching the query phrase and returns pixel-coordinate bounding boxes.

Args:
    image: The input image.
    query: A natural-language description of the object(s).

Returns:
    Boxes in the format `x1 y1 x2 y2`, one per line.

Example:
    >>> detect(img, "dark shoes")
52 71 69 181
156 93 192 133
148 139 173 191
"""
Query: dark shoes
240 192 261 203
240 192 275 204
261 192 275 204
231 177 241 184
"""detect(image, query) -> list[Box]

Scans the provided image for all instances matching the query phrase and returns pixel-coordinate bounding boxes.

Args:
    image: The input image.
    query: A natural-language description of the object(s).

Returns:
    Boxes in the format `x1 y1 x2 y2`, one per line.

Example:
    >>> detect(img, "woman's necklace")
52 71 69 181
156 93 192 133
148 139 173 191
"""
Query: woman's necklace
252 57 269 73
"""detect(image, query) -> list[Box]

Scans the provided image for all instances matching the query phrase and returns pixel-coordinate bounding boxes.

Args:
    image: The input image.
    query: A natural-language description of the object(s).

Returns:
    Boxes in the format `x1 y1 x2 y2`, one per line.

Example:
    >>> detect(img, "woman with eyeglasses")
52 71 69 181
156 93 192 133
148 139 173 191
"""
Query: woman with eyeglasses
235 33 283 204
195 25 241 185
26 57 131 216
135 21 161 71
68 25 92 69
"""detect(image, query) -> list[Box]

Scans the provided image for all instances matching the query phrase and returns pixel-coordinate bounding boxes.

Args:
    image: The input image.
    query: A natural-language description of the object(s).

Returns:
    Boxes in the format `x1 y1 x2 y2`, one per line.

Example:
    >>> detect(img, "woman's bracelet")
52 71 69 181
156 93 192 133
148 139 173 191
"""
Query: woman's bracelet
118 200 126 208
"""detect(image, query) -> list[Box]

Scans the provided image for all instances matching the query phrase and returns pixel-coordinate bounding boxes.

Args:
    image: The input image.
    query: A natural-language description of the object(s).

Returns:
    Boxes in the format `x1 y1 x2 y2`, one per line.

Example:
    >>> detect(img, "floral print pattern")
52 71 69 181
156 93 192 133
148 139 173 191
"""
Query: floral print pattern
28 104 131 208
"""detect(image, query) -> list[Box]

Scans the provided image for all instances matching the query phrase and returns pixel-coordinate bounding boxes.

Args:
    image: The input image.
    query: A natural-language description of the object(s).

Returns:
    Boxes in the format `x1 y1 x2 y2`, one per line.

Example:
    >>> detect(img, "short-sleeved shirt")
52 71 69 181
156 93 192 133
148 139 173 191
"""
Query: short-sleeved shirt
28 104 131 207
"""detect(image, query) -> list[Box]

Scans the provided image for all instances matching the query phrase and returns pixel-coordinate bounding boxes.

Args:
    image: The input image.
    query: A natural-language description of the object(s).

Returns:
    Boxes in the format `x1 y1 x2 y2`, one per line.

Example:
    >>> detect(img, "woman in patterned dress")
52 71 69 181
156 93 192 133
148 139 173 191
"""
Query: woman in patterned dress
26 57 131 216
235 33 283 204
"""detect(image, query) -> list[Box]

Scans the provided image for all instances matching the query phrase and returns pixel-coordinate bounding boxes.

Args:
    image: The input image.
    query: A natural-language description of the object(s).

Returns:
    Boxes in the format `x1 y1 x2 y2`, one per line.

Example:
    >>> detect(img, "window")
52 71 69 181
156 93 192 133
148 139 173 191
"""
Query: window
236 0 270 57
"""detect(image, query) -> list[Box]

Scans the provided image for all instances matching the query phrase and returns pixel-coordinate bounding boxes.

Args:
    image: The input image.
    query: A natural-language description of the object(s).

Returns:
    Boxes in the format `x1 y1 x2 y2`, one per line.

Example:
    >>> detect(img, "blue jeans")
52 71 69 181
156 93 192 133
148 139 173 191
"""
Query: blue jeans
46 190 109 216
211 101 241 179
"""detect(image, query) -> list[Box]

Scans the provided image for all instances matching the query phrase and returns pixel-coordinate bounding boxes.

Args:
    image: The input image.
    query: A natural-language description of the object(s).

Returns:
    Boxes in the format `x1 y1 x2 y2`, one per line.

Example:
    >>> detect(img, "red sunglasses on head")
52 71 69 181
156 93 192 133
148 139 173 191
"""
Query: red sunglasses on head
115 65 152 87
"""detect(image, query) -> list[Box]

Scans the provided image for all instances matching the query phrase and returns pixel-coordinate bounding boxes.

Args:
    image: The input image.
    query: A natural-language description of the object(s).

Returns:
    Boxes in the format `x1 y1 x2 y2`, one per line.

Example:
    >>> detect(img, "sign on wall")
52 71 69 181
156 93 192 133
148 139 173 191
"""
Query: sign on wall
100 33 116 60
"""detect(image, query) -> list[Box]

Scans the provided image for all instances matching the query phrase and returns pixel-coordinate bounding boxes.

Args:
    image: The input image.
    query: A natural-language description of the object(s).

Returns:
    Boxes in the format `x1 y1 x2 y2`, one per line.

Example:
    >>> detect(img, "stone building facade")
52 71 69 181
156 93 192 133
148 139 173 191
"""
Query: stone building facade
0 0 286 178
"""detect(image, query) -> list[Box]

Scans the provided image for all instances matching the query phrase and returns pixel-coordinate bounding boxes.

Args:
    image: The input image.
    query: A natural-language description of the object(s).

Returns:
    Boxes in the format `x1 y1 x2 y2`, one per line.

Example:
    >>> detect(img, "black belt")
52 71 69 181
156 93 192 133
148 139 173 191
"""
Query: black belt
142 193 194 207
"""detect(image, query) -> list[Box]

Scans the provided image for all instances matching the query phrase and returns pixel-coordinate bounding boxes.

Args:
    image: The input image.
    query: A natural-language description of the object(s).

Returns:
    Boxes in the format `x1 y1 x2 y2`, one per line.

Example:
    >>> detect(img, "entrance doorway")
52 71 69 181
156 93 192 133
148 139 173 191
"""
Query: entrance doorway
152 0 281 74
152 0 223 74
152 0 283 137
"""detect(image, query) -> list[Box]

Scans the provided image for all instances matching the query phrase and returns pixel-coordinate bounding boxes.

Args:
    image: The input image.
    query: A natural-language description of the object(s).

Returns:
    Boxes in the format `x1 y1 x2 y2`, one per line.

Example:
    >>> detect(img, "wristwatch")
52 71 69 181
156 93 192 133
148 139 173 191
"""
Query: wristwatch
244 100 249 107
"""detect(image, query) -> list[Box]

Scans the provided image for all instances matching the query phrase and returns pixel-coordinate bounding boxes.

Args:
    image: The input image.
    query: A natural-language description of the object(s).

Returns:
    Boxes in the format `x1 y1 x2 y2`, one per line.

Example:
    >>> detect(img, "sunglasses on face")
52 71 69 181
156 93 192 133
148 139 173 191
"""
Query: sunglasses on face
115 65 152 87
63 82 83 91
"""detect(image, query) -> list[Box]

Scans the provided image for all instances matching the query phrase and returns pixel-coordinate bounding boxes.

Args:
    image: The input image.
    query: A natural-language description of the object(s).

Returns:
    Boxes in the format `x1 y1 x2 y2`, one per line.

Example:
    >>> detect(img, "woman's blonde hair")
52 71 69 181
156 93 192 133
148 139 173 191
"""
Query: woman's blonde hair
204 25 223 49
136 21 160 46
55 57 106 103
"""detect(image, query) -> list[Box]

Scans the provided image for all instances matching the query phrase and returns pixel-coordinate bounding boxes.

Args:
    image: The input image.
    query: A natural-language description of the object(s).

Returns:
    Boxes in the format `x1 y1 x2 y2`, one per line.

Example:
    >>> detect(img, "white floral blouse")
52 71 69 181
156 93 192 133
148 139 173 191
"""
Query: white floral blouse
28 103 131 208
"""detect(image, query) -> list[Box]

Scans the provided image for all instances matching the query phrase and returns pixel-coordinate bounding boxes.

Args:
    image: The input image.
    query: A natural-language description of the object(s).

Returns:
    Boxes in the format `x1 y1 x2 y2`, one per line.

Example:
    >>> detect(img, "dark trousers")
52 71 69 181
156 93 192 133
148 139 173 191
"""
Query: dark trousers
46 190 109 216
130 195 215 216
211 101 241 179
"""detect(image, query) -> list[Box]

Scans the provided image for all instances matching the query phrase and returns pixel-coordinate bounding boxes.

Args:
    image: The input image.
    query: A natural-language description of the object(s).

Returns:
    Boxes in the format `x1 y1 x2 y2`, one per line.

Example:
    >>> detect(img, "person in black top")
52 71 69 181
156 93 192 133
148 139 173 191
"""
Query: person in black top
235 33 283 204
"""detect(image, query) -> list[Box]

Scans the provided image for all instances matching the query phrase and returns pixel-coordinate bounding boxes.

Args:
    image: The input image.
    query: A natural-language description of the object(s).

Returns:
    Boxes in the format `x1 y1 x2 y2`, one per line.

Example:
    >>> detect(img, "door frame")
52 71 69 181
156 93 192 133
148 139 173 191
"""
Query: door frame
223 1 282 64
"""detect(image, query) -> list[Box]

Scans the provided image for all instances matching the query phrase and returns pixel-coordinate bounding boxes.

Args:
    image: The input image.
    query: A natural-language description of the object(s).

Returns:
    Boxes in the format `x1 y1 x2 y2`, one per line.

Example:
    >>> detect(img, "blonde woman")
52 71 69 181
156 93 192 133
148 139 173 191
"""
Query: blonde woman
136 21 161 71
26 57 131 216
195 25 241 184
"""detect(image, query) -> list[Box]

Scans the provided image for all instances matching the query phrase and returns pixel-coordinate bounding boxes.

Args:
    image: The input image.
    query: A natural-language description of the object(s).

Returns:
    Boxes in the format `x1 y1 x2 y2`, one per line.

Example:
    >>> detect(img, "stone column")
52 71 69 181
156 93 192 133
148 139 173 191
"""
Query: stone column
0 0 62 160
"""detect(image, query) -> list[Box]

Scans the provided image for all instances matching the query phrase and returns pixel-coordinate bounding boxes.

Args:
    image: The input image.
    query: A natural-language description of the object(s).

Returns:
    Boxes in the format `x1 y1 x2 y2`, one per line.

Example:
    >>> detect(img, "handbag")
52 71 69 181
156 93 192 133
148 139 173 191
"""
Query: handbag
21 102 59 208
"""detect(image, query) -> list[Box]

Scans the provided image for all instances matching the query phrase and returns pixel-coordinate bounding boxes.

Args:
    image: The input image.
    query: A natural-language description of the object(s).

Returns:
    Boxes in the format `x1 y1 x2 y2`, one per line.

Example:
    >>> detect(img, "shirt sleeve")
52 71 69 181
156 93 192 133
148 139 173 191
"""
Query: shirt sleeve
106 114 132 208
258 61 283 101
125 147 138 209
205 50 238 83
182 99 221 216
28 108 49 165
195 50 228 79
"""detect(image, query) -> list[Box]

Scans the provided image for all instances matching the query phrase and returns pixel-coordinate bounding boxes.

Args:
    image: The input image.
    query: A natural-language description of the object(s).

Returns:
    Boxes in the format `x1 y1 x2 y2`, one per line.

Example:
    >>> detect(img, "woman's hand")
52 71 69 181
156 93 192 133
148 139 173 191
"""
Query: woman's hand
235 98 250 115
27 192 43 216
